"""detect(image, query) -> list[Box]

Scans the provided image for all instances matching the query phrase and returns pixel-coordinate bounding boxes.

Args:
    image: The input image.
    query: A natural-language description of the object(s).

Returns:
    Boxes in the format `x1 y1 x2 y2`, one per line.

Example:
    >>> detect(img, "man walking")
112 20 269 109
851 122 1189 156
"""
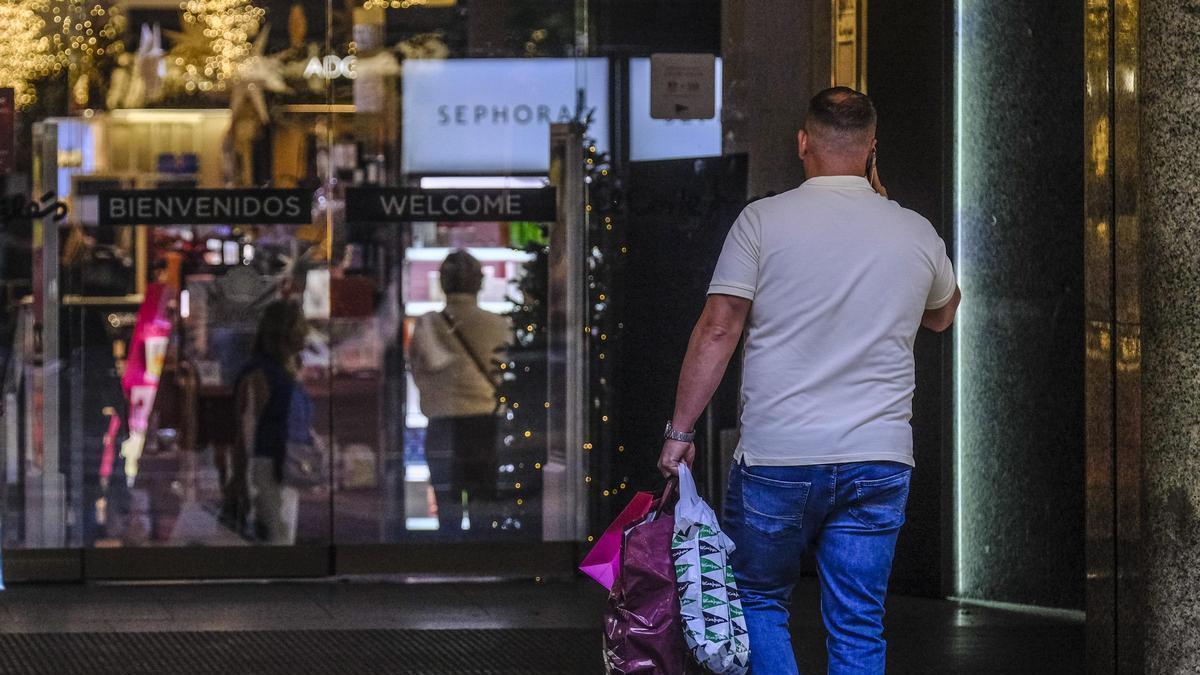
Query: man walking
658 87 960 674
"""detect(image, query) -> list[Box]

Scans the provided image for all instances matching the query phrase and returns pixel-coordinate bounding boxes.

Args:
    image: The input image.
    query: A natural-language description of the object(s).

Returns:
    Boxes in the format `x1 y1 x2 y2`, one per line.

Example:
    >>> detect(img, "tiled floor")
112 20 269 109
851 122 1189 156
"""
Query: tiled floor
0 577 1084 673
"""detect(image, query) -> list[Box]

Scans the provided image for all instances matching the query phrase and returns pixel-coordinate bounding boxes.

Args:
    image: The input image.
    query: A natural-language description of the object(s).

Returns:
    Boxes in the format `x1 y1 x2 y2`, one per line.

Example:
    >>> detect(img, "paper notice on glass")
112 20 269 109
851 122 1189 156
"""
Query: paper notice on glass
650 53 716 120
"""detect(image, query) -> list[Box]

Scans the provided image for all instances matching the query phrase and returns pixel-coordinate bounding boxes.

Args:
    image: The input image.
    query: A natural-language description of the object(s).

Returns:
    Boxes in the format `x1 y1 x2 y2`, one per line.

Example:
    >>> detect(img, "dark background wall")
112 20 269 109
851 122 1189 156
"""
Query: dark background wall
869 0 1085 608
592 0 721 54
866 0 952 599
616 155 748 499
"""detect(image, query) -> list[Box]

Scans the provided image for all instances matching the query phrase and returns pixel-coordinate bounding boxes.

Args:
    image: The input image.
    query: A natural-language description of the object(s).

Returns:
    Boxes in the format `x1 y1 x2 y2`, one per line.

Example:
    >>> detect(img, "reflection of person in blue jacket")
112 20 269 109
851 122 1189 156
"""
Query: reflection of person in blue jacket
233 300 312 544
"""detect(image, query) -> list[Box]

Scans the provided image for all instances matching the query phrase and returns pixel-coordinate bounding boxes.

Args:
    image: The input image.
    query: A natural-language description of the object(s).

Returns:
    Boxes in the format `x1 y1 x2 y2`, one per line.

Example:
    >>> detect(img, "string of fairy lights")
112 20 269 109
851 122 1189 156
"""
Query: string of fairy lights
581 137 630 544
362 0 456 12
50 0 126 70
0 0 257 107
0 0 57 108
492 134 630 539
0 0 126 108
0 0 460 108
178 0 263 91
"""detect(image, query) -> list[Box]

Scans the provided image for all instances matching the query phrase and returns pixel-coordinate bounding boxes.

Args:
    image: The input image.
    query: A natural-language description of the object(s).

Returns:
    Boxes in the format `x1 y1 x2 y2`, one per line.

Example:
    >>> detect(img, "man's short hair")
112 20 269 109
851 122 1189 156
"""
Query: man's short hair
804 87 877 151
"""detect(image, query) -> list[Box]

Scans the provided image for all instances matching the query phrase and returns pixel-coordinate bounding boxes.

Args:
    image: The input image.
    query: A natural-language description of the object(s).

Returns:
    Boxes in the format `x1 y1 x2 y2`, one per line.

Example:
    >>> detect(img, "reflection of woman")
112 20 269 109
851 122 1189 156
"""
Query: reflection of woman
410 251 509 536
233 300 311 544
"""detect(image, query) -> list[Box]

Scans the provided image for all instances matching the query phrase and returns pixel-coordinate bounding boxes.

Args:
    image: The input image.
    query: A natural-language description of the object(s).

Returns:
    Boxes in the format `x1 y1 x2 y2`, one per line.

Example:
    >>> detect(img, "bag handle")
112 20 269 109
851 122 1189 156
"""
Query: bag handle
650 477 678 520
440 310 497 390
677 463 699 506
613 477 678 598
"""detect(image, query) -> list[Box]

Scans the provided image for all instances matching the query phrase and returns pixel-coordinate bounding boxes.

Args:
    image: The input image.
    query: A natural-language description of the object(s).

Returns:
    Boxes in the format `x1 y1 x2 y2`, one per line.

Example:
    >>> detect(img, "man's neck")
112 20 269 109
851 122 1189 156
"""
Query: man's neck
803 156 868 179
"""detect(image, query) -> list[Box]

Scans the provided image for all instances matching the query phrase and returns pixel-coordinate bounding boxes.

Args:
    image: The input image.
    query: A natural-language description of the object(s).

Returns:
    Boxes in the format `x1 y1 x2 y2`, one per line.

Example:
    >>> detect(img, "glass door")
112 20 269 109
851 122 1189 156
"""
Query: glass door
1 1 594 581
327 216 553 546
2 118 335 579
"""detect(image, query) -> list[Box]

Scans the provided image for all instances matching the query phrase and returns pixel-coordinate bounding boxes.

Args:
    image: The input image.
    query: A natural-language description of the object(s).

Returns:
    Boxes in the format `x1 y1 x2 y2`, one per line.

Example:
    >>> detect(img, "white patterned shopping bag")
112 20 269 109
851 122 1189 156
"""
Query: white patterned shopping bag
671 464 750 673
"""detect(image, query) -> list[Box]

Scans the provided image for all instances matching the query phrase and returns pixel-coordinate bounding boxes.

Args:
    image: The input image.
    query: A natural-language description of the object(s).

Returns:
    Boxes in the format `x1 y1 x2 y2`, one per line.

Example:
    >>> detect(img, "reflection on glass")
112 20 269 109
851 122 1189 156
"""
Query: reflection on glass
2 0 581 560
53 223 335 548
409 251 509 536
234 300 318 544
321 213 553 544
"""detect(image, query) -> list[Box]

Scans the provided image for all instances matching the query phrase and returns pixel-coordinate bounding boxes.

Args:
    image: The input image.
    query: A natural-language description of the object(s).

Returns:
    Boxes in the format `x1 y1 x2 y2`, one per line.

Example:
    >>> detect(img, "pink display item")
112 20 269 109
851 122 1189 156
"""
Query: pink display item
580 491 655 590
122 283 174 398
99 412 122 481
121 283 175 441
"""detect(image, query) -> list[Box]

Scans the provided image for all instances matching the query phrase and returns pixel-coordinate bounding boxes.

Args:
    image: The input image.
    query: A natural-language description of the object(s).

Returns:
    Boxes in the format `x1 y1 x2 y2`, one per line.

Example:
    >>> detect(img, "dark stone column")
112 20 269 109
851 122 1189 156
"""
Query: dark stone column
1139 1 1200 670
953 0 1086 608
721 0 822 197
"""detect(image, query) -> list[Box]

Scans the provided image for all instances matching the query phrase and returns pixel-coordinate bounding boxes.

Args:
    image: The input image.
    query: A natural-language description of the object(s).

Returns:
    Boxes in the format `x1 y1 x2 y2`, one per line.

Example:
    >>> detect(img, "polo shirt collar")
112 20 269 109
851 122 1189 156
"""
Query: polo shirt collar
802 175 874 190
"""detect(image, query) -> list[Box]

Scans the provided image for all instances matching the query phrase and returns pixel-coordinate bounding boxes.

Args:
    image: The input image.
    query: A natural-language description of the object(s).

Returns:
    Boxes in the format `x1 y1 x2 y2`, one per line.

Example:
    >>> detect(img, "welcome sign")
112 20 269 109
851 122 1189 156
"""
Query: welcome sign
99 189 312 226
346 188 556 222
402 58 610 174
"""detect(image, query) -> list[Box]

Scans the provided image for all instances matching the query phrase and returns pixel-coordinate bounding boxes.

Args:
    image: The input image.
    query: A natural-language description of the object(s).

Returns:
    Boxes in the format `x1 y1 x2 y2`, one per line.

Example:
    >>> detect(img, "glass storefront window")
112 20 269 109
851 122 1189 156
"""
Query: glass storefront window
0 0 727 577
0 1 598 565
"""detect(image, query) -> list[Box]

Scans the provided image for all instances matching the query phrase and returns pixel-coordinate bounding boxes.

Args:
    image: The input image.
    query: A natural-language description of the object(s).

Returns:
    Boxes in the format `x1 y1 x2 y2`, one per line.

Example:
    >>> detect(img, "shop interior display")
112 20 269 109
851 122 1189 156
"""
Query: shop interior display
2 171 562 548
0 0 720 562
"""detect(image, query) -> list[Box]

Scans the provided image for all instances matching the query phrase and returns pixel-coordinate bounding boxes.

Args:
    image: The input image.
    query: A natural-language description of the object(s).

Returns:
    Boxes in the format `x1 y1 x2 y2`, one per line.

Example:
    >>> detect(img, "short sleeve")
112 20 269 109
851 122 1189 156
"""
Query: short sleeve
925 236 957 310
708 206 760 300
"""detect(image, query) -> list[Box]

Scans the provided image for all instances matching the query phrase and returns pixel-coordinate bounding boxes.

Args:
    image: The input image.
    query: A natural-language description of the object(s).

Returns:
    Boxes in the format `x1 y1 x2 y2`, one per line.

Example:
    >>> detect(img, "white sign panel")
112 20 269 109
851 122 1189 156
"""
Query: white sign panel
630 57 722 162
304 55 358 80
650 53 717 120
402 58 610 175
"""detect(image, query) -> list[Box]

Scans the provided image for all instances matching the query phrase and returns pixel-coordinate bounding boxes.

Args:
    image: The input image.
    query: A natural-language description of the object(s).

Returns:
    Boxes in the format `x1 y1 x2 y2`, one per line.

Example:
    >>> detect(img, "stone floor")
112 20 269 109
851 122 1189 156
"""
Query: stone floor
0 577 1085 673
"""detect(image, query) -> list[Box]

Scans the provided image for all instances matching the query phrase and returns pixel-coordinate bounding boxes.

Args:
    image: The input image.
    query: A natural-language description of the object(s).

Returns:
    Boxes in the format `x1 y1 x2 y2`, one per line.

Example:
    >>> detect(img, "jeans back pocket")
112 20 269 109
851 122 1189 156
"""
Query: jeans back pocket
740 469 810 537
848 470 911 529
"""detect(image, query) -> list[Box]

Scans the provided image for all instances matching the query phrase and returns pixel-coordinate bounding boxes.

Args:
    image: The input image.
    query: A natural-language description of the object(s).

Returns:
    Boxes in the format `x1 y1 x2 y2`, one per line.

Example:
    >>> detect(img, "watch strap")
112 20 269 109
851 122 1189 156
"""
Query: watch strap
664 422 696 443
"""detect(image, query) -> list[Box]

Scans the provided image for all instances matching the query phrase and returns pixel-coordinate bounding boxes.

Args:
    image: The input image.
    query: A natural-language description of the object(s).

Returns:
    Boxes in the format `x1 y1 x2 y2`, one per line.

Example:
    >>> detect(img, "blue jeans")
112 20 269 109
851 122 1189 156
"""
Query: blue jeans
723 460 912 674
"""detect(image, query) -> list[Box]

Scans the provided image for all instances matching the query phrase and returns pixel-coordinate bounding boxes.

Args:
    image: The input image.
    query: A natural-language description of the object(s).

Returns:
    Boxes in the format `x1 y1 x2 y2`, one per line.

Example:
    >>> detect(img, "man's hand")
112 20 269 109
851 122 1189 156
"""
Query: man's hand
658 439 696 477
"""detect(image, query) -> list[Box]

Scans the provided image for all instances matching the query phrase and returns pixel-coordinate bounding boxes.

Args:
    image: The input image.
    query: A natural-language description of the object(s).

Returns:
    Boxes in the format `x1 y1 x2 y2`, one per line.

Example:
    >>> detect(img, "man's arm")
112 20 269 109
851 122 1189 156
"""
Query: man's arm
657 294 752 477
921 286 961 333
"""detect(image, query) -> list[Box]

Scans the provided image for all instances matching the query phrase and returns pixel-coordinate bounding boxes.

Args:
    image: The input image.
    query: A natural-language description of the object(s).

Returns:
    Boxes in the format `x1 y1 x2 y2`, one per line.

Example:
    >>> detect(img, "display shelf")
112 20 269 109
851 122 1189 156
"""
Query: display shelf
62 294 145 306
405 247 536 263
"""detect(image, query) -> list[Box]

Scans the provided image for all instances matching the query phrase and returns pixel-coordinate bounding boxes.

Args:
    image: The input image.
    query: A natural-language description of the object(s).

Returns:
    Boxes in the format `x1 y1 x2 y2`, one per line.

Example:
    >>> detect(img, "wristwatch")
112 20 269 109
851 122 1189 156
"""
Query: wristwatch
664 421 696 443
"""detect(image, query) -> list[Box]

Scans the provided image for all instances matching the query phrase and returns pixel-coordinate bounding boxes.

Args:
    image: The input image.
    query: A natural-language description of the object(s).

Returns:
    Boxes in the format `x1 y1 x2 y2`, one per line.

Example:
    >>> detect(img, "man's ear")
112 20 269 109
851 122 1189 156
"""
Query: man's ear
797 129 809 159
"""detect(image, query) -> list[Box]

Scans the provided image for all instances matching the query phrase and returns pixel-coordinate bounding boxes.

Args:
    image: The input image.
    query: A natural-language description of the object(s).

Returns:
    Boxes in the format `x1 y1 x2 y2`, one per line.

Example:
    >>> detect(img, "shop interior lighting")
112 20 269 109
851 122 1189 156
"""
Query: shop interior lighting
418 176 550 190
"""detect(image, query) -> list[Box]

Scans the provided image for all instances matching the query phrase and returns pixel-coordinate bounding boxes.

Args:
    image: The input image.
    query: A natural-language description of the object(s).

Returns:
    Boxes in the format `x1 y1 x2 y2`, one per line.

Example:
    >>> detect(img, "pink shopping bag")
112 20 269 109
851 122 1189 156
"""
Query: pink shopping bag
603 478 702 674
579 491 655 590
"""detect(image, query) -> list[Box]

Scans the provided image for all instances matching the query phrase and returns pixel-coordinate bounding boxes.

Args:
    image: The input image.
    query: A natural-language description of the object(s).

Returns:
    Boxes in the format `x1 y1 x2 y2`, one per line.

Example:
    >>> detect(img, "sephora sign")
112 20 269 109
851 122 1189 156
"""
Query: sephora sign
401 58 610 175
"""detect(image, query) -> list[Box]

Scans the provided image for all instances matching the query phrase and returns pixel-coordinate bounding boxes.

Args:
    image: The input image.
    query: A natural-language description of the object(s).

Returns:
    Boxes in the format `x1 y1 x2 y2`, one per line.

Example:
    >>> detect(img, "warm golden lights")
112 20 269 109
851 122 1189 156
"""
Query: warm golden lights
362 0 455 10
178 0 264 91
1091 117 1110 179
0 0 56 108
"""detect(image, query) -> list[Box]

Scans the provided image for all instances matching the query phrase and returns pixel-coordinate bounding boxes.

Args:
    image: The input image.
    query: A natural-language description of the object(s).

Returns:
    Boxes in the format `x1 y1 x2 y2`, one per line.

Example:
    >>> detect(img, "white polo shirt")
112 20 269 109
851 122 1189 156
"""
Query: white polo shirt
709 175 956 467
